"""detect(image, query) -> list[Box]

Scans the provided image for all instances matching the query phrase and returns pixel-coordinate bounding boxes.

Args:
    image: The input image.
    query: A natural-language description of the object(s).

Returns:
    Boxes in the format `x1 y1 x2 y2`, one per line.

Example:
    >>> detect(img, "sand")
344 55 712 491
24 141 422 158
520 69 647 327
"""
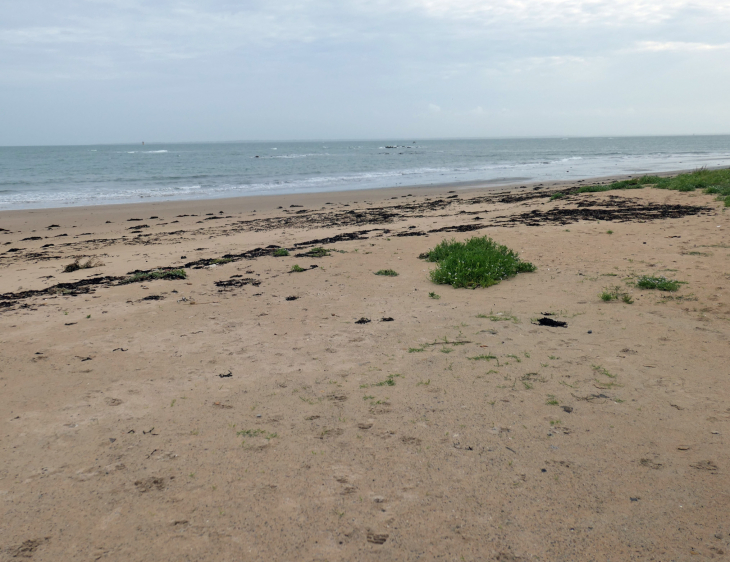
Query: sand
1 174 729 561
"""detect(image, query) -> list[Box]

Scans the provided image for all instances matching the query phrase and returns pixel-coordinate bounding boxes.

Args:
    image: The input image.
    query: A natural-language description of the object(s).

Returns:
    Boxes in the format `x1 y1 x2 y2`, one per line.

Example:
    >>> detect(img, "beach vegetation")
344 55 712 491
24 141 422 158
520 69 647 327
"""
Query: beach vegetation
374 374 401 386
121 269 186 284
428 292 440 299
273 248 290 257
477 312 520 323
599 285 633 303
308 247 330 257
550 192 565 200
375 269 398 276
576 168 730 202
423 236 535 289
63 257 104 273
291 264 305 272
636 275 682 291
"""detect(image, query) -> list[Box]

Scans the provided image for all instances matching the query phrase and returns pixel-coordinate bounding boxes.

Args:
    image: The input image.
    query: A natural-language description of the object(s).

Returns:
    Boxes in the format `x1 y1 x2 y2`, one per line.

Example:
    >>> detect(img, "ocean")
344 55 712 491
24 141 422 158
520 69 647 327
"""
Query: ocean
1 136 729 210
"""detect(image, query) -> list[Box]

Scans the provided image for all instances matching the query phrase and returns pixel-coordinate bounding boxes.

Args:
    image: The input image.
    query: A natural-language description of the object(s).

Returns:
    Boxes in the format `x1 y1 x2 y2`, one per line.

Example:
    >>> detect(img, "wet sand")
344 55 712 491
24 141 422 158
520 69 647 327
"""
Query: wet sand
1 172 729 561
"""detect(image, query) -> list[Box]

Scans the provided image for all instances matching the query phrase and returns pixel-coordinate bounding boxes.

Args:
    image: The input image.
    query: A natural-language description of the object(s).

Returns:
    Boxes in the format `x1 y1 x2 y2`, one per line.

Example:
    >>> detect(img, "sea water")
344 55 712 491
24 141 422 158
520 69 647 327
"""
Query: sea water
1 136 729 210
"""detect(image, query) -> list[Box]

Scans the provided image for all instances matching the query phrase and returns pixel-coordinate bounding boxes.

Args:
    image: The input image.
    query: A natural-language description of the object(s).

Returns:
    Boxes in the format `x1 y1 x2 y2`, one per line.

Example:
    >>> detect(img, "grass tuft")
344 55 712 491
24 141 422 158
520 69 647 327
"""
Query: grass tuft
273 248 290 257
291 264 305 272
423 236 535 289
308 247 330 257
636 275 682 292
375 269 399 276
599 285 633 303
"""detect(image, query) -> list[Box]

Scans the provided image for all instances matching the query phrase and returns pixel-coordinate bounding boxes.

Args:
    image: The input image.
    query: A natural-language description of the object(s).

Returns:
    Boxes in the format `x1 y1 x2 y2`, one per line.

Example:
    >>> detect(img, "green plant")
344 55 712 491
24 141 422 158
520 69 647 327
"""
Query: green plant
291 264 305 272
441 347 453 354
429 292 440 299
545 395 559 406
606 230 613 235
375 269 398 276
636 275 682 292
423 236 535 289
575 168 730 200
592 364 616 378
600 285 633 303
309 247 330 257
121 269 186 284
237 429 265 437
374 374 402 386
550 192 564 201
273 248 290 257
409 345 427 353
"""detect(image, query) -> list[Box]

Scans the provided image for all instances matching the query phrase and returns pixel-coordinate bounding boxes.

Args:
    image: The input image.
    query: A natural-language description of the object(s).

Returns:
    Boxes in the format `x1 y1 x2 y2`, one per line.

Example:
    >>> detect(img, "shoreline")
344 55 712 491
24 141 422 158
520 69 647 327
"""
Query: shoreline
0 166 713 225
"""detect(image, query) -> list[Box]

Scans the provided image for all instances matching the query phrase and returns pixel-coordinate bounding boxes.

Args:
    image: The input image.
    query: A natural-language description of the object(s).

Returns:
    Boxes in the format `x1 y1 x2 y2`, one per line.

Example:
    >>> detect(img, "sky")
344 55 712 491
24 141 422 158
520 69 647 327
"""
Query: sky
1 0 729 145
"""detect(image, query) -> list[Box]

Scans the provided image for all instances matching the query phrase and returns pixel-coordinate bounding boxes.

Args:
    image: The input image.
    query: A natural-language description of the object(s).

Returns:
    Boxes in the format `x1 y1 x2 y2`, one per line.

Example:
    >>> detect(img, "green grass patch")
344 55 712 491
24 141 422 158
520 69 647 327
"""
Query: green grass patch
121 269 187 284
428 292 440 299
423 236 535 289
375 269 398 276
576 175 661 193
273 248 290 257
309 247 330 257
636 275 682 292
550 192 565 201
576 168 730 202
599 285 633 303
291 264 305 272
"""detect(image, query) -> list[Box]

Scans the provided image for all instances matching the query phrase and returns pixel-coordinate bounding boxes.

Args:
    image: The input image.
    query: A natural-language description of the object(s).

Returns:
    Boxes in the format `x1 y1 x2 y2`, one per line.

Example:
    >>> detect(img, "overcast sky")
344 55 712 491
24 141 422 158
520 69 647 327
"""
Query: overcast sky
1 0 729 145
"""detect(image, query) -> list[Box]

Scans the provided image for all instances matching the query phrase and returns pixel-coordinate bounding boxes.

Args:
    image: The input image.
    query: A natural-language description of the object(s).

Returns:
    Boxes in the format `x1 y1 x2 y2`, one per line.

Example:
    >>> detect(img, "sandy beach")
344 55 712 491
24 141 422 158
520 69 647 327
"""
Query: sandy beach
1 173 729 561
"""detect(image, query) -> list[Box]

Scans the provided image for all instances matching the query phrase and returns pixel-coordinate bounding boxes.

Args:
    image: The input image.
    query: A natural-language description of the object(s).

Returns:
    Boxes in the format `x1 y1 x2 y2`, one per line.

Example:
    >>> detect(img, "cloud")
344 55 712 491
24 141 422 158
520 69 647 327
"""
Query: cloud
1 0 729 142
633 40 730 52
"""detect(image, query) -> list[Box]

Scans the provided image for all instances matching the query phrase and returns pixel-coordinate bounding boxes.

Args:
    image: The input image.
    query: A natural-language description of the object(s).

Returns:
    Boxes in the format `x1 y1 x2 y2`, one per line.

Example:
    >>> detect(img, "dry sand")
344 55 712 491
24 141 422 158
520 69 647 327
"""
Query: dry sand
1 175 729 561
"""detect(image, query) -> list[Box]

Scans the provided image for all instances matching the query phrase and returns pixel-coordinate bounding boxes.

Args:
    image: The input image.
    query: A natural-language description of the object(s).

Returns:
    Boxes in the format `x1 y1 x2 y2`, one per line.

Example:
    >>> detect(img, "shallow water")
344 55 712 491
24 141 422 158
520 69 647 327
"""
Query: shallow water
1 136 729 210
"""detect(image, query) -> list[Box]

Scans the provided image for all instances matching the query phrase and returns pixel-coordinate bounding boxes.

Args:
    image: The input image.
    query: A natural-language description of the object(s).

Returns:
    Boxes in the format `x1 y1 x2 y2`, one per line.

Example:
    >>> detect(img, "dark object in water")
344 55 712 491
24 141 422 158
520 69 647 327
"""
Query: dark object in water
534 317 567 328
381 317 394 322
355 317 371 324
218 371 233 378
